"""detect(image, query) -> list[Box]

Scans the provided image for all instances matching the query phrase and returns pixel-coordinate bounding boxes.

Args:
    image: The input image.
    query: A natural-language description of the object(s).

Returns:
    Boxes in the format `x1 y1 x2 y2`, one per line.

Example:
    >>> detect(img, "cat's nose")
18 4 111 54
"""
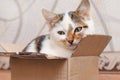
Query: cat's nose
68 40 73 45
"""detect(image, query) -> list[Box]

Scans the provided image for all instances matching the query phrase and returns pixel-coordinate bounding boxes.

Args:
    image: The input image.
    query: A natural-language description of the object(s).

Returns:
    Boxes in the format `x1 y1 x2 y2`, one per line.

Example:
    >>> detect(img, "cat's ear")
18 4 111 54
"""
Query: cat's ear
76 0 90 20
42 9 59 25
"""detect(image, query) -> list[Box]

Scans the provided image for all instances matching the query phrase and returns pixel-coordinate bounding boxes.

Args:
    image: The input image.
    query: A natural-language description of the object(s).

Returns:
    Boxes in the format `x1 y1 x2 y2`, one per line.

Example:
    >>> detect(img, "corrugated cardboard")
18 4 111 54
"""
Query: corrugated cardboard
73 35 111 56
10 35 111 80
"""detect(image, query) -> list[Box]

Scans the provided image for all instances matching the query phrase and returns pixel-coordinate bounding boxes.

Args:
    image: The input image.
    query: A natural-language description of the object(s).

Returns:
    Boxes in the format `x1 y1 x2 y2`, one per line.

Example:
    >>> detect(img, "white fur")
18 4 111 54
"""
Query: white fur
61 12 75 30
50 12 76 42
40 13 77 58
41 12 95 58
25 41 37 52
40 36 74 58
57 12 76 32
84 18 95 34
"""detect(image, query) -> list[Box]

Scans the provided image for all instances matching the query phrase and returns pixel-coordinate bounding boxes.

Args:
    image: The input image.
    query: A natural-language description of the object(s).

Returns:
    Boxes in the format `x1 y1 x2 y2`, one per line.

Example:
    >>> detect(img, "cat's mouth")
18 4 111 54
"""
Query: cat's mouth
61 39 80 50
66 41 79 50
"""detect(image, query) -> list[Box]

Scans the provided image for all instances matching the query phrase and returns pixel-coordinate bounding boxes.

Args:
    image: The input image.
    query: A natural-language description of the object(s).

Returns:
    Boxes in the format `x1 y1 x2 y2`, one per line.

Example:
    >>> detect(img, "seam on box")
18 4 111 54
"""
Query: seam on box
67 59 70 80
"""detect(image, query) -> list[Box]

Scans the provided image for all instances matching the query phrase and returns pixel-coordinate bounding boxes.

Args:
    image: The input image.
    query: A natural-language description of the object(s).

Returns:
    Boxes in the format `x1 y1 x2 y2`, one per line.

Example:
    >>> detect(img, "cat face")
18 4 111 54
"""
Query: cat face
49 12 88 49
42 0 93 49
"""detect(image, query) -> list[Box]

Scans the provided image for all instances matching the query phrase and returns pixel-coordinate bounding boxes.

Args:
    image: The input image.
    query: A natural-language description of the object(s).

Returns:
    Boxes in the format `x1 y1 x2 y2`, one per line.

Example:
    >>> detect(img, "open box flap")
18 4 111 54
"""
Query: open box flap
72 35 111 56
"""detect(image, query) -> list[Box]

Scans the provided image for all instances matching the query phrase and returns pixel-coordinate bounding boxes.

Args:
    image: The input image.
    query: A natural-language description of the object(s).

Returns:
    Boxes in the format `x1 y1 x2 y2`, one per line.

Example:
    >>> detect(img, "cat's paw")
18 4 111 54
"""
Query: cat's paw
82 34 88 38
0 56 10 70
45 54 64 59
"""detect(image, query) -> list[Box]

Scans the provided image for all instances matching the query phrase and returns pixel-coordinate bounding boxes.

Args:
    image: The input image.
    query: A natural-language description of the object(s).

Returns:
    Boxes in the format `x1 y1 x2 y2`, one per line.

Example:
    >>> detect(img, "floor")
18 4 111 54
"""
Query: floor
0 70 120 80
0 70 10 80
100 73 120 80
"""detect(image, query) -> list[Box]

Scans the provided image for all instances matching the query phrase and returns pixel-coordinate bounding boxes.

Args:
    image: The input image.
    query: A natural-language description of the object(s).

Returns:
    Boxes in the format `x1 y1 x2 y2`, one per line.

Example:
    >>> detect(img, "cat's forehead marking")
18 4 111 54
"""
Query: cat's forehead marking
54 11 88 32
60 11 88 28
67 25 74 39
59 11 75 30
68 11 88 27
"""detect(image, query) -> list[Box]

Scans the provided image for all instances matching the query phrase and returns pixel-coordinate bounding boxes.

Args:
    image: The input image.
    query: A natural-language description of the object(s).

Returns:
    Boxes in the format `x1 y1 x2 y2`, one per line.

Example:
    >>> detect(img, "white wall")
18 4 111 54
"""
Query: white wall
0 0 120 52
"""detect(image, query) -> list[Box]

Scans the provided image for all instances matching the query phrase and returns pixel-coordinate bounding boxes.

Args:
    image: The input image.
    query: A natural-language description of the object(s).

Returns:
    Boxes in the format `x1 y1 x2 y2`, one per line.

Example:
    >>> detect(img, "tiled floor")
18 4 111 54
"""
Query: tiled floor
0 70 120 80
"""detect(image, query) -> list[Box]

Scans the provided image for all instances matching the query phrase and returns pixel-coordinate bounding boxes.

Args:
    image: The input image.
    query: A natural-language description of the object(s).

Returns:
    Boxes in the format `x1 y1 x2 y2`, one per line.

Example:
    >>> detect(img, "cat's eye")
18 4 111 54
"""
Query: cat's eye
75 27 82 32
57 31 65 35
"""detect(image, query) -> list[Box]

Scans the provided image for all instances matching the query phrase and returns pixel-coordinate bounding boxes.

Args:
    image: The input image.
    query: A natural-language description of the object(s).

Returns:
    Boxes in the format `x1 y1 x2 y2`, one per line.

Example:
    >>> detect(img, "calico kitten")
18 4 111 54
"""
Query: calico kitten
0 0 95 69
23 0 95 58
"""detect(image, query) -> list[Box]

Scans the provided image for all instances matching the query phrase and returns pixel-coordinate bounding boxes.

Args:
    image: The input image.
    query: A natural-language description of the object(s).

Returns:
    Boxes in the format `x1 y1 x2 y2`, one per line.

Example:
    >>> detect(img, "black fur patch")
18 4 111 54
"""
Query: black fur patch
22 35 46 52
35 35 46 52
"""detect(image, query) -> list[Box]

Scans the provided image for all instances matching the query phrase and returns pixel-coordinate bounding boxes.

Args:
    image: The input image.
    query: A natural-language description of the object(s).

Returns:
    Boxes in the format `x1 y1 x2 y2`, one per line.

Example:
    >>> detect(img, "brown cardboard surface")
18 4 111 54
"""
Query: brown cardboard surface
73 35 111 56
11 57 68 80
70 56 99 80
10 35 111 80
11 56 99 80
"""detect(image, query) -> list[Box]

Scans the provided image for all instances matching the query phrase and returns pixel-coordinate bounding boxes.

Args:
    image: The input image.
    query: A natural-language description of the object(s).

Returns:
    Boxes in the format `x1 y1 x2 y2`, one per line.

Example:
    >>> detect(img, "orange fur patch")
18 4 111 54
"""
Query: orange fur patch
61 39 67 45
50 14 63 27
74 33 83 40
67 25 74 40
71 11 88 29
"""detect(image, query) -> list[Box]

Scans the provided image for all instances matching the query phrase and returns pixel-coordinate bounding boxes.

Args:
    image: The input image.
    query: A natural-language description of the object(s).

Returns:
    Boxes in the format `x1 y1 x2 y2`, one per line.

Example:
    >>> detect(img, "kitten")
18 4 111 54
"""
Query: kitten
22 0 94 58
0 0 95 69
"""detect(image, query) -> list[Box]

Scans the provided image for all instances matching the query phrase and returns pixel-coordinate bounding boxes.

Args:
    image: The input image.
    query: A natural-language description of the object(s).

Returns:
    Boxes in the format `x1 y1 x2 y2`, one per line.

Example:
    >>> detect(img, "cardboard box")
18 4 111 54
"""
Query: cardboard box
10 35 111 80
